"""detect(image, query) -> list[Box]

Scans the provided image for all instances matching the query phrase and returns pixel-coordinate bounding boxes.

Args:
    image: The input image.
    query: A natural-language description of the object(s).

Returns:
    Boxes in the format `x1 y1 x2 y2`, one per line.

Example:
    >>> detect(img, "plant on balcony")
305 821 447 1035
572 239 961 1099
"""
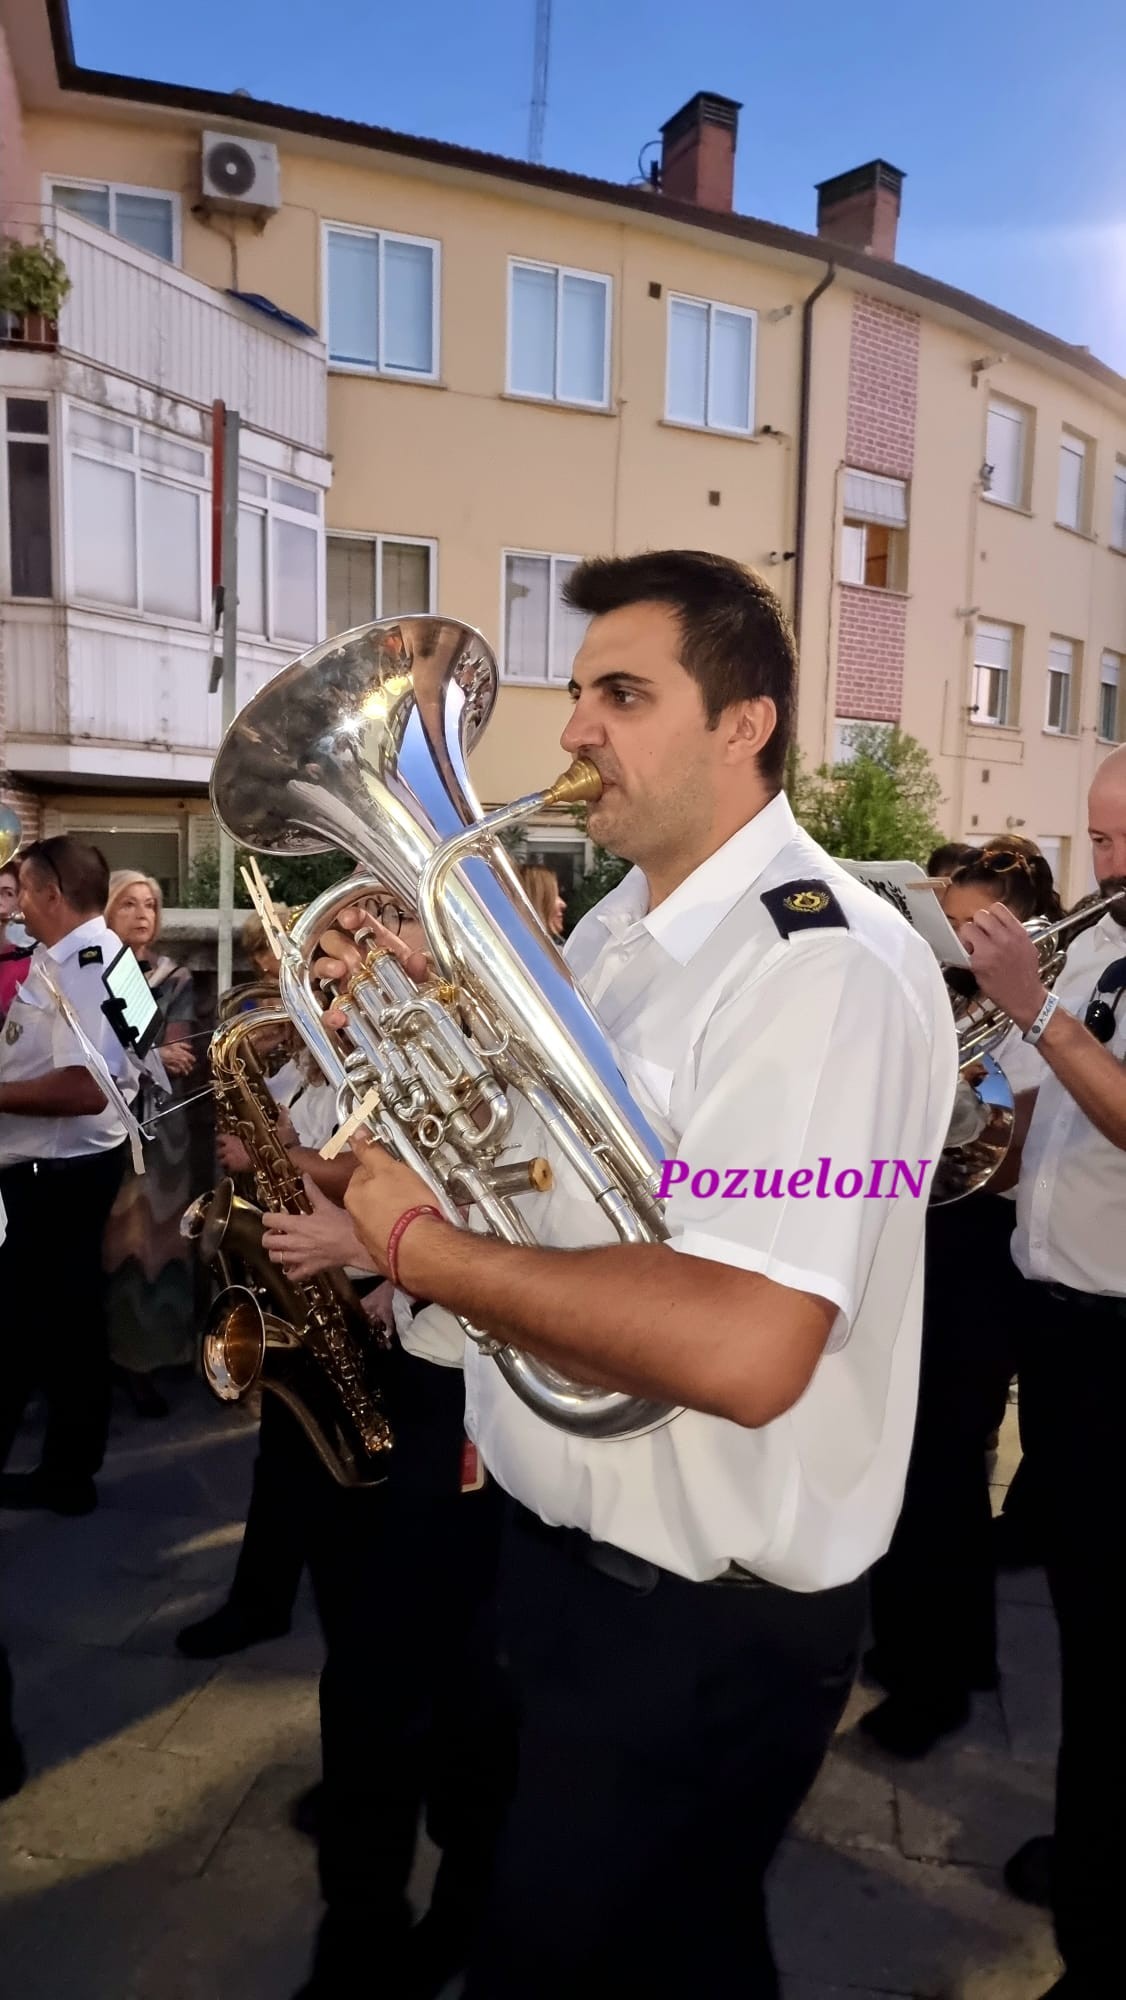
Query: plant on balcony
0 237 72 347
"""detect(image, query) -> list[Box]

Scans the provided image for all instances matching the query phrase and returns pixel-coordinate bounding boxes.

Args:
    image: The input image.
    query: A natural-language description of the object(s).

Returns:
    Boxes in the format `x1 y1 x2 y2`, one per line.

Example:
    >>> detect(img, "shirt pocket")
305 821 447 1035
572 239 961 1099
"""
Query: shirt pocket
622 1052 676 1130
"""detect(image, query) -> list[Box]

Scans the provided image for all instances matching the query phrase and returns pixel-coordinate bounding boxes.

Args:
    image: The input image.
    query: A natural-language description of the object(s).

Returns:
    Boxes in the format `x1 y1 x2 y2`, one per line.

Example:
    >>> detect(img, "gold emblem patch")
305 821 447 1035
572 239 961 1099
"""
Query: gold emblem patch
4 1018 22 1045
784 889 830 915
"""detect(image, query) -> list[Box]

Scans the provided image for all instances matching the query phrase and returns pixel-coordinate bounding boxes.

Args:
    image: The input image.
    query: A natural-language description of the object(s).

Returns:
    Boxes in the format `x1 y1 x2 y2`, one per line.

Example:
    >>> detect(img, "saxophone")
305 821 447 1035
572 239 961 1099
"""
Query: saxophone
182 1005 392 1487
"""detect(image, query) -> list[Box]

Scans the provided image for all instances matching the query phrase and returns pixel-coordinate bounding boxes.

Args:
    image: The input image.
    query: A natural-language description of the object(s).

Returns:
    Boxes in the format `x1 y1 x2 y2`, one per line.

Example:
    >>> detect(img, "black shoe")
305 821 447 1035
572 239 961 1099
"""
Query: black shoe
175 1602 291 1659
401 1911 468 1999
0 1471 97 1516
290 1780 322 1840
862 1645 894 1693
1003 1833 1054 1907
993 1510 1043 1570
0 1731 26 1802
858 1689 971 1758
115 1367 170 1419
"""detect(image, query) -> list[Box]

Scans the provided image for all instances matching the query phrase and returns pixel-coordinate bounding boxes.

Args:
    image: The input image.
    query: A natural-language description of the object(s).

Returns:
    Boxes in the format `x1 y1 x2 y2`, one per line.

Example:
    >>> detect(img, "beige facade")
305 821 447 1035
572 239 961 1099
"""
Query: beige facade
2 3 1125 903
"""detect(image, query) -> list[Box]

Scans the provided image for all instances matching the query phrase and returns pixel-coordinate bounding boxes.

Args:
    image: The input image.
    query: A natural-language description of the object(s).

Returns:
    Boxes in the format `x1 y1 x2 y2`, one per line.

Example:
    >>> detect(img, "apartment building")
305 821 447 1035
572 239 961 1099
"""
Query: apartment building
2 0 1124 901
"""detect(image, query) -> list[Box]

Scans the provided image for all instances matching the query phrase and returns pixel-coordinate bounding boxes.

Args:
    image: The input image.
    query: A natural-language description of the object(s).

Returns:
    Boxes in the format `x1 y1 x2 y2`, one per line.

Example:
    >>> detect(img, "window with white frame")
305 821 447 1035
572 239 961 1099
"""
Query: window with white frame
840 469 909 591
983 398 1029 508
508 261 610 409
503 551 589 682
665 295 756 433
1100 650 1123 742
1057 429 1091 532
1111 460 1126 552
237 465 322 646
4 397 52 598
1046 636 1077 734
49 178 178 261
324 225 439 377
972 620 1017 727
326 534 436 634
66 406 207 621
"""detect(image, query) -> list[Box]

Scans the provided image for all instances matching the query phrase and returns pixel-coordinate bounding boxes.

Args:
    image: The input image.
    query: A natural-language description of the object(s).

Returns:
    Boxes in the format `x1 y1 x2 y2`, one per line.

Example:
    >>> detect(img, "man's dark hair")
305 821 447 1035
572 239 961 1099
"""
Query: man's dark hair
20 836 109 915
927 841 977 878
562 550 796 789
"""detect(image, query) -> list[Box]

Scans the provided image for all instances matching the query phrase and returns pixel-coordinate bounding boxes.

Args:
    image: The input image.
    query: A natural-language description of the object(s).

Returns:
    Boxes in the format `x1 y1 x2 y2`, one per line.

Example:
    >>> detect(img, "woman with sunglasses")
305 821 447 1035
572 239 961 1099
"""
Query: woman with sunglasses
862 840 1057 1758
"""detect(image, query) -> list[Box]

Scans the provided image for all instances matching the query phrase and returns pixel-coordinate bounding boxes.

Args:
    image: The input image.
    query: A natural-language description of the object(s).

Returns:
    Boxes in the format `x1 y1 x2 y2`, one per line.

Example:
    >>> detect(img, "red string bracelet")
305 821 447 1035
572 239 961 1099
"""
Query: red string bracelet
386 1204 444 1289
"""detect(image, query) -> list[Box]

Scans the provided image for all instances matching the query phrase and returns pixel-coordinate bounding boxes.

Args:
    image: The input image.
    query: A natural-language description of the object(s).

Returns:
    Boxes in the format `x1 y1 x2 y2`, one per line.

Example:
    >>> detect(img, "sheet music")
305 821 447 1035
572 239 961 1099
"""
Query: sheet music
838 859 971 968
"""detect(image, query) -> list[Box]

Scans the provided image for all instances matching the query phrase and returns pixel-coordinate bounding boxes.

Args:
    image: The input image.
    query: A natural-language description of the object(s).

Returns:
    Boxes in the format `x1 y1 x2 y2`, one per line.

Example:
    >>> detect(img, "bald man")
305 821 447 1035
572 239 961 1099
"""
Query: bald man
961 744 1126 2000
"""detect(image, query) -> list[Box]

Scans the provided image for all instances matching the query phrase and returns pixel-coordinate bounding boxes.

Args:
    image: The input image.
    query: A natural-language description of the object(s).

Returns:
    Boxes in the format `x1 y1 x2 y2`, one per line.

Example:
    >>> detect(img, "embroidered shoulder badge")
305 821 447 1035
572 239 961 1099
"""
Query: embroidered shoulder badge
761 879 849 941
78 945 104 967
4 1017 22 1045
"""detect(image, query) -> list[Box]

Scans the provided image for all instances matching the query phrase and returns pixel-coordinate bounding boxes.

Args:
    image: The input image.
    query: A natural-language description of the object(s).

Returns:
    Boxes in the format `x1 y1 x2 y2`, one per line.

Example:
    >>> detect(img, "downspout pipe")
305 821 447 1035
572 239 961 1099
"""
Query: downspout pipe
791 261 837 651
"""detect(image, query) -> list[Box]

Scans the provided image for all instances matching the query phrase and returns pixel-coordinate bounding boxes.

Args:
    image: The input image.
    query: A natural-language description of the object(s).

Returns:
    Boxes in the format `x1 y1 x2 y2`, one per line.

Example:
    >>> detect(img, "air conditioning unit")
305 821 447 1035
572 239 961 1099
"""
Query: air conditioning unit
200 132 281 216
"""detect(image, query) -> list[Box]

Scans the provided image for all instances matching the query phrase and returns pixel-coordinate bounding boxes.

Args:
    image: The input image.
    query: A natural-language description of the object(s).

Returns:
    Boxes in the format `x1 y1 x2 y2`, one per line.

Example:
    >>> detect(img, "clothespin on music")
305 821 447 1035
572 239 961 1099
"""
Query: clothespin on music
320 1085 383 1161
240 857 286 960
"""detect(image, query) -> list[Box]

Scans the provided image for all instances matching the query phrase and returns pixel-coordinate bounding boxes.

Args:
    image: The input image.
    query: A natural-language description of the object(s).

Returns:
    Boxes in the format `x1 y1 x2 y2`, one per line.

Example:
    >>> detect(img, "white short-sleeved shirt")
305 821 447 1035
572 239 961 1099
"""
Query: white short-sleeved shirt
0 915 135 1167
451 793 958 1590
1014 913 1126 1292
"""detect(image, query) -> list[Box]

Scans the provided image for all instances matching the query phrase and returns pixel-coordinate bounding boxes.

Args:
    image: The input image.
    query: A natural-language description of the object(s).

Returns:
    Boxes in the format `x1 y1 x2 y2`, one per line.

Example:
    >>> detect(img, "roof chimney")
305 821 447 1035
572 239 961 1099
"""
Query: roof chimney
815 160 905 260
659 93 742 212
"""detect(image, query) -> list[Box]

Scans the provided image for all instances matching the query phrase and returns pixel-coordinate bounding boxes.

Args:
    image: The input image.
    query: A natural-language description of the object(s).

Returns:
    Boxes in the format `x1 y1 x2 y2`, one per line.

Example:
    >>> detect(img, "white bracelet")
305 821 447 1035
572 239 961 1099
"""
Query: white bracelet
1023 992 1060 1046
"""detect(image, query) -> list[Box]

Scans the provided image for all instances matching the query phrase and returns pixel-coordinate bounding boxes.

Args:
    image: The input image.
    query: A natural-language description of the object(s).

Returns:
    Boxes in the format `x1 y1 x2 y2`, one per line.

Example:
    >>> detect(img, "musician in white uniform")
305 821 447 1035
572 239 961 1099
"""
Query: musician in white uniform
961 742 1126 2000
341 551 958 1998
0 838 134 1516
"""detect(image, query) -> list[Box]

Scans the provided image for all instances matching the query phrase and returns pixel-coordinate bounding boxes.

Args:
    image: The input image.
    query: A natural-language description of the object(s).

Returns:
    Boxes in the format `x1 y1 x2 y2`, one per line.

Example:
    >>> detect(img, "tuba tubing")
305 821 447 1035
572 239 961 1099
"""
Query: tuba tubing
210 615 674 1441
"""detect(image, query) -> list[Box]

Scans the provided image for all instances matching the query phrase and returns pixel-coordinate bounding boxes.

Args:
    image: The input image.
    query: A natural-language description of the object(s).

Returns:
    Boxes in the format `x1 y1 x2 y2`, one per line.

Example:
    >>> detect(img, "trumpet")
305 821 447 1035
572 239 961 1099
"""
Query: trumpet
931 886 1126 1204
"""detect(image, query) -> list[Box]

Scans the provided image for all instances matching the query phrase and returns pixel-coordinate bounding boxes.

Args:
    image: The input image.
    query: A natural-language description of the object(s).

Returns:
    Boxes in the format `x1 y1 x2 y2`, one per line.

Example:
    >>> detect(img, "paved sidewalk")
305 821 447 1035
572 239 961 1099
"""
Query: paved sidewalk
1 1381 1061 1999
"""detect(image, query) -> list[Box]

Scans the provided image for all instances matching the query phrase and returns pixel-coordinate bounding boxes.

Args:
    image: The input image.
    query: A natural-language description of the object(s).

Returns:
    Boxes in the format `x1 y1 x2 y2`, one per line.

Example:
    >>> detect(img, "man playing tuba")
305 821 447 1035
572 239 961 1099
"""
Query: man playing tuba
334 551 959 1998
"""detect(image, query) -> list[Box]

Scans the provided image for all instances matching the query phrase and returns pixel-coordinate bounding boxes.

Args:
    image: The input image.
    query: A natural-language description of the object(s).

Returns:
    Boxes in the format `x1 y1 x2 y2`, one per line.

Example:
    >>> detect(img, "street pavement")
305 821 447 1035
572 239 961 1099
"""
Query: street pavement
1 1378 1061 1999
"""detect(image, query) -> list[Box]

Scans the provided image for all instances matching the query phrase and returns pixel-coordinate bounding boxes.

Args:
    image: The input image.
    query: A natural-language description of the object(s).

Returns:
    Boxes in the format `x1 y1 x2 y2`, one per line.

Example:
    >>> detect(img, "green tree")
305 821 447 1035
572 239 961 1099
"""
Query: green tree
787 725 945 864
183 845 351 910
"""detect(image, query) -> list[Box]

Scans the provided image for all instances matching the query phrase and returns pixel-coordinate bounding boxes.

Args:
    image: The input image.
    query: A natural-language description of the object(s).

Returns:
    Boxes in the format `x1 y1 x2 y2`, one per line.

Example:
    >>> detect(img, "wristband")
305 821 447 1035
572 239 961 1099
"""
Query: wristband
386 1204 443 1288
1023 992 1060 1047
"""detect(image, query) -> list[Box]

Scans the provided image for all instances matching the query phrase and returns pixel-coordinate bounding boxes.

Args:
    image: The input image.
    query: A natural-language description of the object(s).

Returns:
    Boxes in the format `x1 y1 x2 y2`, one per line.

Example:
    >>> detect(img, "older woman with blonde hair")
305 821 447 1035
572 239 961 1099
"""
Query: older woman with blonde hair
519 863 566 938
101 869 198 1417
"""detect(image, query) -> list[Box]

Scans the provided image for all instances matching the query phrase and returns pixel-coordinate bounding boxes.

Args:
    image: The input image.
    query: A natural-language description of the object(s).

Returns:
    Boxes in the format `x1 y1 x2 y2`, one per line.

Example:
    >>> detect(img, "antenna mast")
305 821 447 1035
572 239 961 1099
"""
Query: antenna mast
528 0 552 163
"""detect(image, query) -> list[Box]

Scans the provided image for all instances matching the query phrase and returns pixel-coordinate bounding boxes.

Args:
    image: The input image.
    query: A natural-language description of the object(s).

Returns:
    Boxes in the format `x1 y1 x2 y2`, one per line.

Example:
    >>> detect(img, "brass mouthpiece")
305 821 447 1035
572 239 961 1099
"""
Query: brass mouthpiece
542 758 603 808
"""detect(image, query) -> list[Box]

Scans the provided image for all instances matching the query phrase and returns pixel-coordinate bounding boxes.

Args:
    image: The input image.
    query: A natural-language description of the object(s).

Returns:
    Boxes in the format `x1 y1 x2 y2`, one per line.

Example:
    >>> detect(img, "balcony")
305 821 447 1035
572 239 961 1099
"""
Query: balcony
2 206 326 454
2 602 298 786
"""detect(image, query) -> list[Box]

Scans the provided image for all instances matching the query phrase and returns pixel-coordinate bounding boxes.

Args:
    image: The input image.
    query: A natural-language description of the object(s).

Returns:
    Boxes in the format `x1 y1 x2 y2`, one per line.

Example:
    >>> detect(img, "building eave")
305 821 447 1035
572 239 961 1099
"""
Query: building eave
15 0 1120 405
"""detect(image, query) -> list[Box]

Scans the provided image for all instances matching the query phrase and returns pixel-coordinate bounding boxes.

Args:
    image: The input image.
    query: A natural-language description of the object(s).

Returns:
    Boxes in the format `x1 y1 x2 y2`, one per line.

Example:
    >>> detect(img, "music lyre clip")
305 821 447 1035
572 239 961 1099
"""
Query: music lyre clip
240 857 285 960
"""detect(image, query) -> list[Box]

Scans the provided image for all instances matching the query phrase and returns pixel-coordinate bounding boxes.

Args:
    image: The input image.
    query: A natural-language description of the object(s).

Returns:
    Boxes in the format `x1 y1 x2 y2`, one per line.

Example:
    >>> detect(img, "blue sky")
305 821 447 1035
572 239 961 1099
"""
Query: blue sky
72 0 1126 370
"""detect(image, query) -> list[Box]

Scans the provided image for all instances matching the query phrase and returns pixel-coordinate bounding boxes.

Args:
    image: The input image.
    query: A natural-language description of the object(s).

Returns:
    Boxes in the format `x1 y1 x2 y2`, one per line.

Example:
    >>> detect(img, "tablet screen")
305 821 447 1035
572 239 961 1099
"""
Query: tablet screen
102 943 161 1057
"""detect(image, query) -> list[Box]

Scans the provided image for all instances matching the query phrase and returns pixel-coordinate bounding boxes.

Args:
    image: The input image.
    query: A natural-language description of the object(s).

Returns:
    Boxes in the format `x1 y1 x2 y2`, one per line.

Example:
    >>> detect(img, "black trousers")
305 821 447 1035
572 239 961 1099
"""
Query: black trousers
868 1195 1027 1700
1020 1282 1126 1985
462 1508 866 2000
226 1392 324 1631
310 1344 511 1981
0 1146 128 1484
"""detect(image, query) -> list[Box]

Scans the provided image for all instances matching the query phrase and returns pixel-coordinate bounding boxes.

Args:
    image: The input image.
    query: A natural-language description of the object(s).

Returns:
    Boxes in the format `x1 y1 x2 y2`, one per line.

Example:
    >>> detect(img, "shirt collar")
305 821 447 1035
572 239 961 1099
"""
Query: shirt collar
45 914 110 966
589 792 799 967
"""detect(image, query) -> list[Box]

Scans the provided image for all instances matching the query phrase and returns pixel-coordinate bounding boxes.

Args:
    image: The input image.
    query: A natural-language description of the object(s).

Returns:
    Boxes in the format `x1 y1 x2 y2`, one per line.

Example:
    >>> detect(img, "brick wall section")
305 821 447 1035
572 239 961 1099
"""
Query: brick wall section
835 584 907 722
845 294 920 478
834 294 919 725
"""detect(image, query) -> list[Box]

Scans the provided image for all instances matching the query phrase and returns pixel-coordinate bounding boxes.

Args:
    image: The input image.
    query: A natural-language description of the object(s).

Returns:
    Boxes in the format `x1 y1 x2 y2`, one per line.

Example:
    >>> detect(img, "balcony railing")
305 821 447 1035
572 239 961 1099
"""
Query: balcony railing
2 205 326 454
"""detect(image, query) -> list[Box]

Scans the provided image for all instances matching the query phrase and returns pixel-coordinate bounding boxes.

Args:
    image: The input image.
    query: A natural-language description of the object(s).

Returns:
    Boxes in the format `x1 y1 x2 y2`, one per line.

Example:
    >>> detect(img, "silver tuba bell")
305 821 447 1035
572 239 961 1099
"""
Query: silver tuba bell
210 615 673 1441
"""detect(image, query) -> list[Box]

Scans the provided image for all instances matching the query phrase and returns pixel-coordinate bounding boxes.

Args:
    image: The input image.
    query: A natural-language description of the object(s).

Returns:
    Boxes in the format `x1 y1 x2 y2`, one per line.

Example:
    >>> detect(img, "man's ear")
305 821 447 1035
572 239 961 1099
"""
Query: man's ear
726 696 777 767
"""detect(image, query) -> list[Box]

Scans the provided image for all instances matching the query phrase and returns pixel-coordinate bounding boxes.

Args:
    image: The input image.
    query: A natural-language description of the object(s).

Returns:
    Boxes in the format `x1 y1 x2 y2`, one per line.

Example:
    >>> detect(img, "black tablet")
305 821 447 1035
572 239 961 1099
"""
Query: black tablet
101 942 161 1059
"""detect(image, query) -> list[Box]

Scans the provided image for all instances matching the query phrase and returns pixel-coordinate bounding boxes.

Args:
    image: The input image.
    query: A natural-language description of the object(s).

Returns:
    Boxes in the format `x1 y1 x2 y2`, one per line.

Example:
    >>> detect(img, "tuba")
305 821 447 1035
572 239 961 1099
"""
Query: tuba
182 1003 392 1486
210 615 671 1442
932 886 1126 1204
